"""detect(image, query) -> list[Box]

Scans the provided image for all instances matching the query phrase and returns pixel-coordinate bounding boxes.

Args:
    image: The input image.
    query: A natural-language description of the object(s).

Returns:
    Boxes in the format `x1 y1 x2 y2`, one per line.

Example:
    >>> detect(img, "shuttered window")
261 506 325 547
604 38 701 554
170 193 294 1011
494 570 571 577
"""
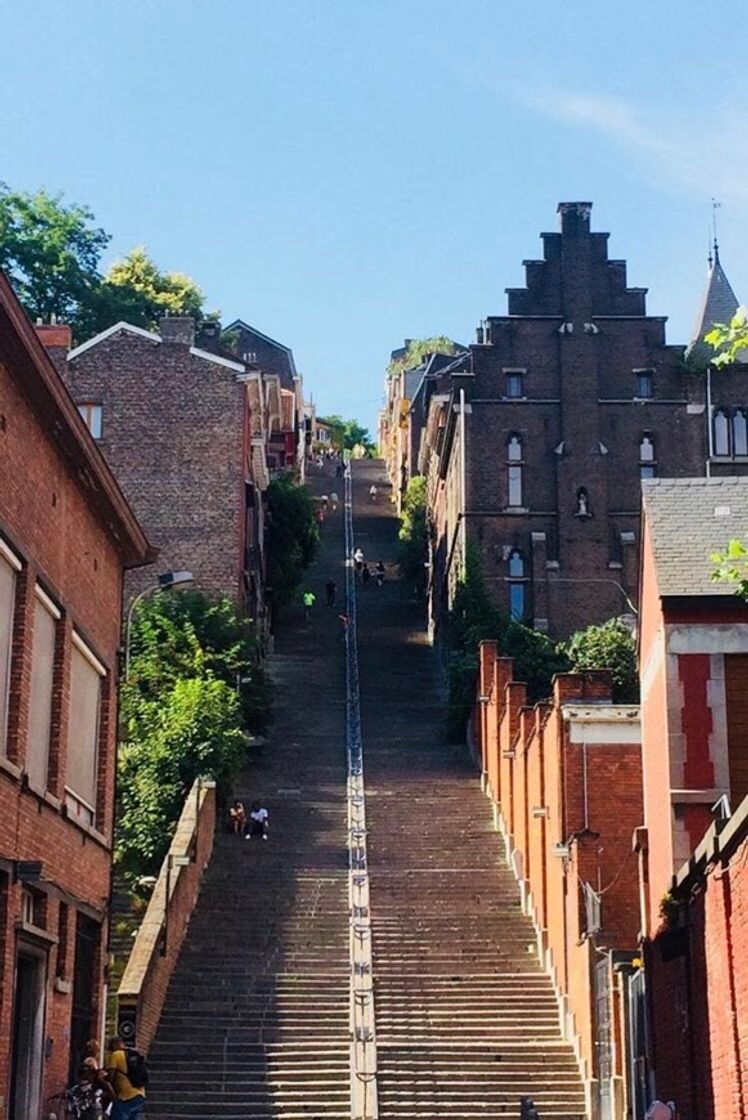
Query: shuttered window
27 587 59 790
0 543 21 755
65 637 104 826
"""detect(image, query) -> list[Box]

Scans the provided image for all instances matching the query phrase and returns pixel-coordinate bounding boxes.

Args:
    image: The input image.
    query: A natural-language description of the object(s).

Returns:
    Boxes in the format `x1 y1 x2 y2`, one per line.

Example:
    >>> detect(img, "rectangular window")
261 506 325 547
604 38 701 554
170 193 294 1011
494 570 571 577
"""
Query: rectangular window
27 587 59 791
639 464 656 480
77 403 102 440
0 542 21 756
635 370 653 399
505 371 524 399
508 466 523 507
509 582 525 621
65 636 104 827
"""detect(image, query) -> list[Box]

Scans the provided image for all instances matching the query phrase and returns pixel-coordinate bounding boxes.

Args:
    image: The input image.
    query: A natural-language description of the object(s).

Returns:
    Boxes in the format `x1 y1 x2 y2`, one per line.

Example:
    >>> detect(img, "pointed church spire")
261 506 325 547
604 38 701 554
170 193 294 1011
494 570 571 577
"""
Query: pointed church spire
686 214 741 366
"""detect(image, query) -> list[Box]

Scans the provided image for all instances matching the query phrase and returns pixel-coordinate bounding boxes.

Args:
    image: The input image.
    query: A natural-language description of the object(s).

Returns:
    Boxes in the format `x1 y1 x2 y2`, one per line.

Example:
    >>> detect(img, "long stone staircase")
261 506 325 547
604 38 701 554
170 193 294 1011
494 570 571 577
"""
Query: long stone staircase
144 458 587 1119
355 460 586 1119
145 467 352 1119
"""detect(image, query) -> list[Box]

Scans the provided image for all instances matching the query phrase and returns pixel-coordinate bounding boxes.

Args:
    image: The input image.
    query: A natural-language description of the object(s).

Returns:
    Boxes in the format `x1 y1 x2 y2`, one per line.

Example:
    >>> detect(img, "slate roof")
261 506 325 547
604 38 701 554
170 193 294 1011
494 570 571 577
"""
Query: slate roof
686 247 743 365
642 476 748 597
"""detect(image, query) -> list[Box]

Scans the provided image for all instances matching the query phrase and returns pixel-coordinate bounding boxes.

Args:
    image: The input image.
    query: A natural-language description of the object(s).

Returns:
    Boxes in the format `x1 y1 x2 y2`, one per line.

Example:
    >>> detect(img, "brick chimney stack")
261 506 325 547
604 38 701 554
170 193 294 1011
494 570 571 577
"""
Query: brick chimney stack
159 316 195 347
35 322 72 377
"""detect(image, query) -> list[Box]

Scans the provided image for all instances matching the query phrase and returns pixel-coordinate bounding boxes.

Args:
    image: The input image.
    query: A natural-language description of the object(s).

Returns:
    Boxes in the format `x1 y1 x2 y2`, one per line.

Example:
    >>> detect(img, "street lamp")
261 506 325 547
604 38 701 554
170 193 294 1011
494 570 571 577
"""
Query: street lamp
124 569 194 680
546 576 638 617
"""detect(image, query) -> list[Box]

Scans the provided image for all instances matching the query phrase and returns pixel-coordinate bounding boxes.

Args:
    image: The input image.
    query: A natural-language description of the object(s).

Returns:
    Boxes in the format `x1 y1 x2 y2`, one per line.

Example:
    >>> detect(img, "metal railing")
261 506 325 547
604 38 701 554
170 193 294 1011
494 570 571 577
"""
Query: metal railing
344 463 379 1120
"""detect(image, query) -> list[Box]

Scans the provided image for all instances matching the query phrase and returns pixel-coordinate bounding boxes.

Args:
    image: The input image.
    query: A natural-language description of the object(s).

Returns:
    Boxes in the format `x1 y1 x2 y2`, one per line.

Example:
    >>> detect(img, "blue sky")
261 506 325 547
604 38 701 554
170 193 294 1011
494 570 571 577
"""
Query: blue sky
1 0 745 433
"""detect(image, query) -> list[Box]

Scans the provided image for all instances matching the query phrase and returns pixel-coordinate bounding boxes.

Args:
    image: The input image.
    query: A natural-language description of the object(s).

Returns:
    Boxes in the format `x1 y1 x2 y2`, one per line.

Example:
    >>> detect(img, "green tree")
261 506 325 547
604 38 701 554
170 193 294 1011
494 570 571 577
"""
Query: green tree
564 617 639 703
117 677 246 879
397 476 428 596
705 307 748 367
94 246 209 333
318 414 376 454
118 589 272 881
0 183 109 325
266 473 319 613
387 336 462 376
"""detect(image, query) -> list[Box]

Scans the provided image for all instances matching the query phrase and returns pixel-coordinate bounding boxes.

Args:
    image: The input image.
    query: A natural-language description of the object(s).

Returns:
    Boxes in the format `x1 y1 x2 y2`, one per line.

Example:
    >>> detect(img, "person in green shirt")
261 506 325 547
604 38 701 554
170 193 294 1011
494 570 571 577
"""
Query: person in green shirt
303 590 315 621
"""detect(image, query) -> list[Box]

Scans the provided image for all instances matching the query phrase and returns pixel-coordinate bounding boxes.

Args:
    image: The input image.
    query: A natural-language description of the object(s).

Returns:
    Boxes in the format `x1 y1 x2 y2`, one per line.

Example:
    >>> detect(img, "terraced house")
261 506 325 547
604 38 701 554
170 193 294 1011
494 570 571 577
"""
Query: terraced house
0 271 151 1119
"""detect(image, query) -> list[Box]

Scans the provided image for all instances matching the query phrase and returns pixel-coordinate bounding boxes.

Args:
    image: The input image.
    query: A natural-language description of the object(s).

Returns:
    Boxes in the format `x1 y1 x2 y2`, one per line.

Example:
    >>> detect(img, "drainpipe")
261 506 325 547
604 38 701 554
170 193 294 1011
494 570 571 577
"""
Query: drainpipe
459 387 467 577
706 364 713 478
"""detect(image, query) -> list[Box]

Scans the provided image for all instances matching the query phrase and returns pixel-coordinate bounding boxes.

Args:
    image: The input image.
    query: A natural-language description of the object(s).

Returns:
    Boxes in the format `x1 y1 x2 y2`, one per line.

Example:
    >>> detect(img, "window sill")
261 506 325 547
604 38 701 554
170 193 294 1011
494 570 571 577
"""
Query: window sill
61 804 110 851
502 507 529 514
24 779 62 813
0 754 23 782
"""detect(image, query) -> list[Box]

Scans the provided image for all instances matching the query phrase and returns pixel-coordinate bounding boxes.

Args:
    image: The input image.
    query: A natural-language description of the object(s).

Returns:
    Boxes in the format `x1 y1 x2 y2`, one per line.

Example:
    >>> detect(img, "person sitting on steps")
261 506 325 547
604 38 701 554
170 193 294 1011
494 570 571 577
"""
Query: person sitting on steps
246 800 269 841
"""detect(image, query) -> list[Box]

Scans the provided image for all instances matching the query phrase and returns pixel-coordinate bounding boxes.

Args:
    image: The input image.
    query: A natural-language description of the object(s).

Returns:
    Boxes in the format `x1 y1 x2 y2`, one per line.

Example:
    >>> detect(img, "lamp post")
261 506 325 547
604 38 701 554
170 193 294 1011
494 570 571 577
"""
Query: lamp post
123 569 194 680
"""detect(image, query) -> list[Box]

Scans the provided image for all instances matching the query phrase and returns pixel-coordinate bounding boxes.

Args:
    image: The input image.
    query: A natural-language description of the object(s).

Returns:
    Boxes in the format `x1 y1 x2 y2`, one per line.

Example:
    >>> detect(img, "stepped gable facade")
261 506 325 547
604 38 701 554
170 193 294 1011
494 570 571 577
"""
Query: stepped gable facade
423 202 733 640
51 316 269 613
0 270 151 1117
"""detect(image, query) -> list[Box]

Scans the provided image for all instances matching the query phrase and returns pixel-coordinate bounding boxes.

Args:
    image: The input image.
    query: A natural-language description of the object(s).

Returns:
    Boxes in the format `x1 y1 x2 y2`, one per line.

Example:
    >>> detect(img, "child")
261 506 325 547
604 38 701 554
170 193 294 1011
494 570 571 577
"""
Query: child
229 800 246 835
246 801 269 840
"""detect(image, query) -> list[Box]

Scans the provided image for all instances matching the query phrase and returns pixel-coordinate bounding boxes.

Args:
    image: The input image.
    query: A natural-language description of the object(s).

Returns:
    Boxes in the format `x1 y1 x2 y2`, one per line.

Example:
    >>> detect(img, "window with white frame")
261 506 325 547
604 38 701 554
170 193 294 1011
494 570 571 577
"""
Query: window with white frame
65 635 104 827
504 370 525 399
506 435 523 507
77 402 102 440
733 410 748 456
0 540 21 756
713 409 730 456
26 585 60 791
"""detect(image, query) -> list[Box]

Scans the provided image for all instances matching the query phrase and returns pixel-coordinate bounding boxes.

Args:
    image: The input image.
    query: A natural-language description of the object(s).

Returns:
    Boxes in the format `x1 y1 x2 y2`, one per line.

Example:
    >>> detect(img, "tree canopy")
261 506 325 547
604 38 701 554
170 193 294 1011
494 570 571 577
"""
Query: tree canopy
565 617 639 703
705 307 748 367
318 414 376 455
265 473 319 614
0 183 109 326
0 182 209 340
387 336 462 376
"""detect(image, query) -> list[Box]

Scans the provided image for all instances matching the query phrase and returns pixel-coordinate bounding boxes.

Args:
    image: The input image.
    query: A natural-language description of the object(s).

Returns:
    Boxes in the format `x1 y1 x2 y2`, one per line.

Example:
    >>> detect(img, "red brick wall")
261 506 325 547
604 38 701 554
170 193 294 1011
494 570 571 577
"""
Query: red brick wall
61 330 248 602
475 646 643 1090
0 355 124 1111
647 815 748 1118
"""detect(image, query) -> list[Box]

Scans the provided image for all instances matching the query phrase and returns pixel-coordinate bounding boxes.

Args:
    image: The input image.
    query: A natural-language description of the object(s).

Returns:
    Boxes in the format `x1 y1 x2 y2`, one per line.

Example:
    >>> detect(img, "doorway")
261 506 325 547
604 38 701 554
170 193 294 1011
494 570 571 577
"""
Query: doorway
9 950 47 1120
69 914 101 1081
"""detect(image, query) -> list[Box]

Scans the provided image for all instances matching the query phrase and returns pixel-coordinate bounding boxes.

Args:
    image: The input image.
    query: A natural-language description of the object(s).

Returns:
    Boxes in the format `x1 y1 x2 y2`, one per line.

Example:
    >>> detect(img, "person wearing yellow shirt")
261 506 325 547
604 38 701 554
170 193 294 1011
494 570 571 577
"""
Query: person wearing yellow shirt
106 1037 146 1119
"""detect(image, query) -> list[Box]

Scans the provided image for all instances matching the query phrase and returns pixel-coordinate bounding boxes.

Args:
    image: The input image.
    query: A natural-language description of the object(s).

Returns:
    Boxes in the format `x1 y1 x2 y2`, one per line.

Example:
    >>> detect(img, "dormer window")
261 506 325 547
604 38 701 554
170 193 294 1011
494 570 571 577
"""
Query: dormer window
635 370 653 399
504 369 525 399
77 402 102 440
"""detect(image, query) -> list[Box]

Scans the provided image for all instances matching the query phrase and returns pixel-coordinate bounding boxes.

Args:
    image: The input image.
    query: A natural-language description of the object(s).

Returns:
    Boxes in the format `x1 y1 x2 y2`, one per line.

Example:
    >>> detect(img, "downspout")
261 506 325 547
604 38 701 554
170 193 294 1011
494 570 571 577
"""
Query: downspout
706 364 713 479
459 387 467 577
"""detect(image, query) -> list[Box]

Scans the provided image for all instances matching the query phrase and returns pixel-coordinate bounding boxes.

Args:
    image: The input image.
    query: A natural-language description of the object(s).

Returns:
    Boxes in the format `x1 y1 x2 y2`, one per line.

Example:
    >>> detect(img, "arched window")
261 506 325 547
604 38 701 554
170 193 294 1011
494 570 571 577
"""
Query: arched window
639 435 656 480
734 410 748 457
507 549 525 620
714 409 730 457
507 435 523 507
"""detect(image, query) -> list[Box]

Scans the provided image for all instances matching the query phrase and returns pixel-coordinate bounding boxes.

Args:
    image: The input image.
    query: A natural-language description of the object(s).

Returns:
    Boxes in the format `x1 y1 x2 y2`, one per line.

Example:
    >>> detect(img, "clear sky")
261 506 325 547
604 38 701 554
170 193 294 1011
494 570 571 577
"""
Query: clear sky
1 0 745 433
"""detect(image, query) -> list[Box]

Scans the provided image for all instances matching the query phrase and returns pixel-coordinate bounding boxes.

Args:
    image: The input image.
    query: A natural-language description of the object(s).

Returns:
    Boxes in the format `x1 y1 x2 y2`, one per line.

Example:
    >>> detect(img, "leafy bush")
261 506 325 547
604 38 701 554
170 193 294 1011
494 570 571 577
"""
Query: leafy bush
445 545 569 740
266 473 319 613
397 476 428 597
117 590 271 882
564 617 638 703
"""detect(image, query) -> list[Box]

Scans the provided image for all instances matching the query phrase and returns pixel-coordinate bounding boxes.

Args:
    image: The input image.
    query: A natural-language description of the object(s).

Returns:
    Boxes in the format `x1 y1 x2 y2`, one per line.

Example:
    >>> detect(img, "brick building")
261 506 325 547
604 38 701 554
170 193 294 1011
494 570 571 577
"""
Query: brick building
416 203 748 642
632 476 748 1117
50 316 272 619
472 645 643 1117
224 319 304 473
0 271 151 1118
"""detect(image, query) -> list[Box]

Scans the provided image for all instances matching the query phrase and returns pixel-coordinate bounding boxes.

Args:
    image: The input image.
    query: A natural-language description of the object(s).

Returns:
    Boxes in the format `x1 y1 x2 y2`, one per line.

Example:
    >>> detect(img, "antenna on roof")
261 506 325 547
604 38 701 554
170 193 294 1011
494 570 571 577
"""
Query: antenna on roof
711 197 722 264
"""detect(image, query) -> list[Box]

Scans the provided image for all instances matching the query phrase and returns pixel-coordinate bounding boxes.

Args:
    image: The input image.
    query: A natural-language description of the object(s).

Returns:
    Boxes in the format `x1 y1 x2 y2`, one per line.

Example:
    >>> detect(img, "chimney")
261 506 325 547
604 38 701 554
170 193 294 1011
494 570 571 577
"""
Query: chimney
195 320 222 354
35 323 72 351
159 316 195 347
557 201 593 237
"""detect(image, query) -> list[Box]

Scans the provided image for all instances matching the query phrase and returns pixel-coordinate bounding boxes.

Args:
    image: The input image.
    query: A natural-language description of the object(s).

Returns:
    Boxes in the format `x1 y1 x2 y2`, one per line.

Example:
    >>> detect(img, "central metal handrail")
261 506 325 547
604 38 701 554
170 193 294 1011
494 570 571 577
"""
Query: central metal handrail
344 462 378 1120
